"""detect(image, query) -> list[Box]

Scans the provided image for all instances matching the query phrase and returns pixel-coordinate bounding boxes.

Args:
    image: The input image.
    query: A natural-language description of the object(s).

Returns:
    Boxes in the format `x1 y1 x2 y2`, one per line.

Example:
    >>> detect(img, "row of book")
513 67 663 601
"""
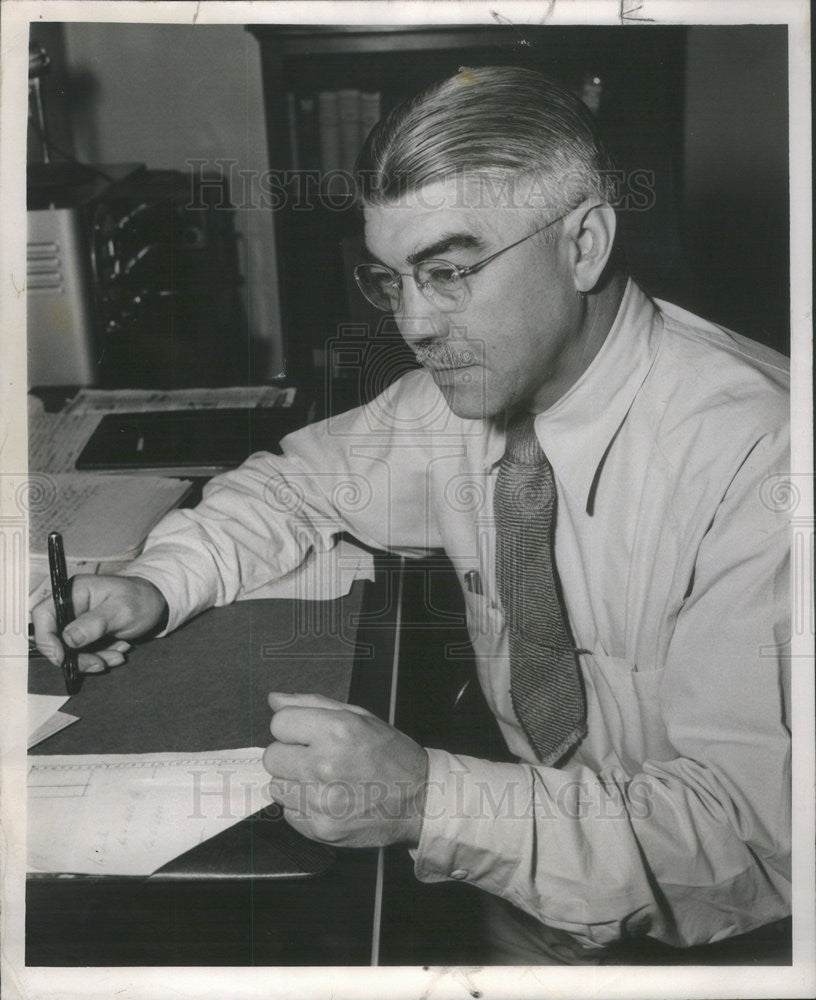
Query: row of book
286 89 382 175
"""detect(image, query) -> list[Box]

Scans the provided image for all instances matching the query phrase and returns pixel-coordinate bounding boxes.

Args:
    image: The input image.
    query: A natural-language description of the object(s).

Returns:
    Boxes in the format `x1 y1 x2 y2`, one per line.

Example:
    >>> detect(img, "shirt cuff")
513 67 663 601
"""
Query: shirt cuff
119 552 209 636
412 748 533 896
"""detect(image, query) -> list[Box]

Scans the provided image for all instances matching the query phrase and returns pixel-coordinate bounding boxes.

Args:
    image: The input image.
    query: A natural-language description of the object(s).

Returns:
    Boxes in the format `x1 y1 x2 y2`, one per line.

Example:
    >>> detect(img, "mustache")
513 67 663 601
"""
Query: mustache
414 343 476 369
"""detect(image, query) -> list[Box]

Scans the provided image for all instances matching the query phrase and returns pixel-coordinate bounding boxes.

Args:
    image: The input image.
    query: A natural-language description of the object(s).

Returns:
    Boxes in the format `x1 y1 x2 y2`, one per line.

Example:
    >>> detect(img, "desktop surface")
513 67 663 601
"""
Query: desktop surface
26 580 399 966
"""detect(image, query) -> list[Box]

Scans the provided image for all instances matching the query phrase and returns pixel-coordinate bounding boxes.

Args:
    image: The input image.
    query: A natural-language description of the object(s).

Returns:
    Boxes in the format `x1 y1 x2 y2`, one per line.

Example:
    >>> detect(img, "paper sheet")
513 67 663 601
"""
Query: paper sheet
27 693 70 737
63 385 296 414
28 558 131 607
28 709 79 750
28 748 271 876
1 695 78 753
28 408 104 473
27 473 191 560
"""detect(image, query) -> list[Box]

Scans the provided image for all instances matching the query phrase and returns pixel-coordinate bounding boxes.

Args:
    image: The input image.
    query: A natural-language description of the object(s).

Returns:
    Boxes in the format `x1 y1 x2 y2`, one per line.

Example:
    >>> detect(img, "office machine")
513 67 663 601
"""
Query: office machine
26 42 246 389
27 164 145 388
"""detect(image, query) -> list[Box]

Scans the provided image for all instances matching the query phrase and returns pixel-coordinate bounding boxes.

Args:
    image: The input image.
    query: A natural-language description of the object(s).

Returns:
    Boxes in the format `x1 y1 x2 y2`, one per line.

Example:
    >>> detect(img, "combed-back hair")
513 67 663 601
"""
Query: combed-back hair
357 65 618 221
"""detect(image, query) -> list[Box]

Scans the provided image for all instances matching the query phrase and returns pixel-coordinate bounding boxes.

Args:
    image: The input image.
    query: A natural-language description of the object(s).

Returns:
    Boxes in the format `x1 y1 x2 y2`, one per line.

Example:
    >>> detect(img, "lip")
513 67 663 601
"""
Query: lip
425 363 476 373
426 363 478 384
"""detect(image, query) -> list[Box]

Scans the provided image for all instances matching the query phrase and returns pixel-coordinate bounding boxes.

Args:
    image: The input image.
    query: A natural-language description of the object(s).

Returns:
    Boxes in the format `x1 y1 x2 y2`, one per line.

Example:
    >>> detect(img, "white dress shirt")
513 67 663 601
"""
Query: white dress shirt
124 280 790 951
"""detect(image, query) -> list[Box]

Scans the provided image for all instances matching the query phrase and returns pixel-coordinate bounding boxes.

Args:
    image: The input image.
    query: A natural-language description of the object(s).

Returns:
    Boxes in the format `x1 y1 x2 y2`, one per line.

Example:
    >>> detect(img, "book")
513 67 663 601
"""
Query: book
74 407 308 477
317 90 341 174
285 91 300 169
338 88 361 175
359 91 382 149
297 95 320 171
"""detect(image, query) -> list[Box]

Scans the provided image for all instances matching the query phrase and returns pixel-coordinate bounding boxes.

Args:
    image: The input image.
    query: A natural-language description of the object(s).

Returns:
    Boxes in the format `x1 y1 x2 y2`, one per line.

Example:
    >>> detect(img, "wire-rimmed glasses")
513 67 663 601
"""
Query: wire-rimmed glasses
353 209 570 313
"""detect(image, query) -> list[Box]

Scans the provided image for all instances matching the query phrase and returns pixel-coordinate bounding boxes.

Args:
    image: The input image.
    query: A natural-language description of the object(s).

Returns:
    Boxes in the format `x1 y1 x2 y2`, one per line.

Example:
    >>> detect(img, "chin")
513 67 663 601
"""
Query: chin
437 382 504 422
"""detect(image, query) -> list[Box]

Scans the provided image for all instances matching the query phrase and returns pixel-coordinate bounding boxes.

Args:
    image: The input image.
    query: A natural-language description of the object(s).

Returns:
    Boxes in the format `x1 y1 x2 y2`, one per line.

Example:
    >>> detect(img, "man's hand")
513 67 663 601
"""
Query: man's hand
262 692 429 849
32 574 168 673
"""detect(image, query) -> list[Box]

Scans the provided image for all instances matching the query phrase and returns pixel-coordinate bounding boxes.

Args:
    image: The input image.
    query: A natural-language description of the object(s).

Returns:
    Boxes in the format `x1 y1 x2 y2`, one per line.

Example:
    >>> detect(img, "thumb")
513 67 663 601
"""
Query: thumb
62 609 113 649
267 691 372 717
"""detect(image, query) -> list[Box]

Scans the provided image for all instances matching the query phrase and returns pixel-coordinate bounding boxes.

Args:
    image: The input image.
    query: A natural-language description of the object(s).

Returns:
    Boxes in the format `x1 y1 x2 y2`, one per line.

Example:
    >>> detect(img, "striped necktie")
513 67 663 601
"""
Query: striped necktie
494 411 587 764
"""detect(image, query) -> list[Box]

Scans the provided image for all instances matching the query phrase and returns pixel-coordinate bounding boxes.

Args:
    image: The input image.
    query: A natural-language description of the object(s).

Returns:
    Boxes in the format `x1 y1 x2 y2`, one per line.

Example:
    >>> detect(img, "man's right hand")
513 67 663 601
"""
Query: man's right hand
32 574 168 673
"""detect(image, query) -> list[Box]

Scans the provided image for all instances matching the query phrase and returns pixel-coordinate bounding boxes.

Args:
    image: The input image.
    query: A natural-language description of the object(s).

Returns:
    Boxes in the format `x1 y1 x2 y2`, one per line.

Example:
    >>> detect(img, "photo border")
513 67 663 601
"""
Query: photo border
1 2 812 998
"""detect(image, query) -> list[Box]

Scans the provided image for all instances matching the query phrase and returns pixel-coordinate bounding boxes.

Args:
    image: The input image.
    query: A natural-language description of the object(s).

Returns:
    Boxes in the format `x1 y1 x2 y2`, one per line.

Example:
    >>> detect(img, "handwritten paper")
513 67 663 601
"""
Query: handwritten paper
28 408 104 473
28 749 271 876
27 473 191 560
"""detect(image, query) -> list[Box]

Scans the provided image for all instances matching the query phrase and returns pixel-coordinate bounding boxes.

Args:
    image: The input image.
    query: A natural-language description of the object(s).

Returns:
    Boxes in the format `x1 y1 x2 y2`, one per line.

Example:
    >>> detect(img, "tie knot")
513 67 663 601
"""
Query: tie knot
504 412 544 466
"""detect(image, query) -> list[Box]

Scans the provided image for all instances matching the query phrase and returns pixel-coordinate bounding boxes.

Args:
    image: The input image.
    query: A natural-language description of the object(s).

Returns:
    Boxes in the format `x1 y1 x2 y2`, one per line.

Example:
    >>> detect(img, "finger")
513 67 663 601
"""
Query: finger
269 707 321 745
61 608 118 649
268 691 373 717
40 634 129 672
39 638 65 668
77 651 110 673
265 776 309 816
270 705 368 746
268 691 345 712
66 576 149 642
276 808 325 844
263 741 311 781
31 599 63 665
94 647 127 669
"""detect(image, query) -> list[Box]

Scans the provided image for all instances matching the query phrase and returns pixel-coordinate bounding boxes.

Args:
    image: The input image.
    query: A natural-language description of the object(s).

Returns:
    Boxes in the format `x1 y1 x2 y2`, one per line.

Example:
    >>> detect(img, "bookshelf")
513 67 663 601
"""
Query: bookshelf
249 24 689 413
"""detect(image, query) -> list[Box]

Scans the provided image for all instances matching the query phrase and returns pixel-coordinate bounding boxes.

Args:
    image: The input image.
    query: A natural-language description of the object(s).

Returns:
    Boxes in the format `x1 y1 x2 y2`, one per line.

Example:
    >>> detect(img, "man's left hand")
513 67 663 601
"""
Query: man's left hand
262 692 429 848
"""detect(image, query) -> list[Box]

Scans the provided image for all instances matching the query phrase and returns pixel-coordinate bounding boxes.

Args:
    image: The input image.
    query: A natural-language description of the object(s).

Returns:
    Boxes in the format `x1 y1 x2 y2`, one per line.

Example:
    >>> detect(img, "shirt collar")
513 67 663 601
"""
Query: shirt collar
481 280 663 510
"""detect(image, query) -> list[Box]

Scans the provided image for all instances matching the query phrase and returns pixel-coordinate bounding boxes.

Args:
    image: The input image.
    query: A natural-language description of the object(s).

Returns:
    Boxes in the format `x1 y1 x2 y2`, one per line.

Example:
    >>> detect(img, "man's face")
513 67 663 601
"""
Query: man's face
363 175 584 419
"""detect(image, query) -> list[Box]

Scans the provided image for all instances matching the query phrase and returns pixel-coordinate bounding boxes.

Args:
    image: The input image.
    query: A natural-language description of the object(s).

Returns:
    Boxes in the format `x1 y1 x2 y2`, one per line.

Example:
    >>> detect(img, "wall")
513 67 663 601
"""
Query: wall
60 22 284 377
683 25 789 352
34 22 790 370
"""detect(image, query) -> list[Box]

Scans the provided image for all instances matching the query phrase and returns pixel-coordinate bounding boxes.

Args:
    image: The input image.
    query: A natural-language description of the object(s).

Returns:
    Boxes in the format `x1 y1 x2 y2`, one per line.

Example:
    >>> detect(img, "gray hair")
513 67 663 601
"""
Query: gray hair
358 65 618 222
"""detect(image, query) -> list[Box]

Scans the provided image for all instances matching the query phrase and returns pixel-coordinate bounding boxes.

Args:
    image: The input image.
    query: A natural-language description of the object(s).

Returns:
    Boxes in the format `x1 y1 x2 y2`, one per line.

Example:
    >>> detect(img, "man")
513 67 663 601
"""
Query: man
34 67 790 963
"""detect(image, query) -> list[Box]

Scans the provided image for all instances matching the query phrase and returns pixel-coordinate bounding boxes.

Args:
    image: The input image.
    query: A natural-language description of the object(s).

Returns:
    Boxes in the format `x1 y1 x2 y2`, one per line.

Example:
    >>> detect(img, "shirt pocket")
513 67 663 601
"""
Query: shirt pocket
580 652 674 771
462 588 505 645
460 589 513 722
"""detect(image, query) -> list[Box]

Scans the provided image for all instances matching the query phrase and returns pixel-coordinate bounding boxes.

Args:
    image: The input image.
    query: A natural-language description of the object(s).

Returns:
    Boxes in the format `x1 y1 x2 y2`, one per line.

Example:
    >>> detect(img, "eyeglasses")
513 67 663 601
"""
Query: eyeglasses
354 209 570 313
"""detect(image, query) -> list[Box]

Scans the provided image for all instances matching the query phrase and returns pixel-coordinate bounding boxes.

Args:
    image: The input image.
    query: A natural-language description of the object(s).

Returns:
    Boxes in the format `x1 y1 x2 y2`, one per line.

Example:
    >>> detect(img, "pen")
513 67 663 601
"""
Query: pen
48 531 81 695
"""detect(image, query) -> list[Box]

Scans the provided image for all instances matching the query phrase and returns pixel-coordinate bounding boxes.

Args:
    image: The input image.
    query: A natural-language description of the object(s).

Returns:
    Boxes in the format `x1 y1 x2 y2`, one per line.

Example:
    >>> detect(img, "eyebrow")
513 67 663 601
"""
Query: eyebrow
405 232 486 266
364 231 488 270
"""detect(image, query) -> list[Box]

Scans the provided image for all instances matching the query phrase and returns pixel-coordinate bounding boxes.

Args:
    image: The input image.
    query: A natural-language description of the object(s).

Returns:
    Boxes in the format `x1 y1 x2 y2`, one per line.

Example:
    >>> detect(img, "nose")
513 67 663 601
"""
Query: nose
395 279 450 345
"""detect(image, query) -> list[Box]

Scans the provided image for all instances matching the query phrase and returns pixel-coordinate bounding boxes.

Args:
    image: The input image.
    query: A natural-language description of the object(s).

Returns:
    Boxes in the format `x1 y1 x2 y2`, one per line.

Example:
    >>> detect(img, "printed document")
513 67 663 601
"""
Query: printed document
28 748 271 876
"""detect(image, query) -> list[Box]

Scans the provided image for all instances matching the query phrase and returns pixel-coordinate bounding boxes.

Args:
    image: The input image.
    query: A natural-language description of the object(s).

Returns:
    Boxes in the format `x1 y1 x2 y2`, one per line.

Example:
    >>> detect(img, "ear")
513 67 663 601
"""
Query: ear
563 201 617 294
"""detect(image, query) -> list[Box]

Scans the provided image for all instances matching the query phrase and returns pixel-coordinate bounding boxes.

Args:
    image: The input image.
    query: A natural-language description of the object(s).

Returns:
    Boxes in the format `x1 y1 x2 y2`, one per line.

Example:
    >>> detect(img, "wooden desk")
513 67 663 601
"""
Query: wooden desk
27 562 401 966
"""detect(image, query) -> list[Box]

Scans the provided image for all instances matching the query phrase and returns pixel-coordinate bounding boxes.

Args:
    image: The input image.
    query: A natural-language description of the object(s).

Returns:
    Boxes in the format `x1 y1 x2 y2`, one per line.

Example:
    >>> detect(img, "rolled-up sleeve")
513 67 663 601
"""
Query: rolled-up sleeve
122 372 445 631
413 426 791 949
